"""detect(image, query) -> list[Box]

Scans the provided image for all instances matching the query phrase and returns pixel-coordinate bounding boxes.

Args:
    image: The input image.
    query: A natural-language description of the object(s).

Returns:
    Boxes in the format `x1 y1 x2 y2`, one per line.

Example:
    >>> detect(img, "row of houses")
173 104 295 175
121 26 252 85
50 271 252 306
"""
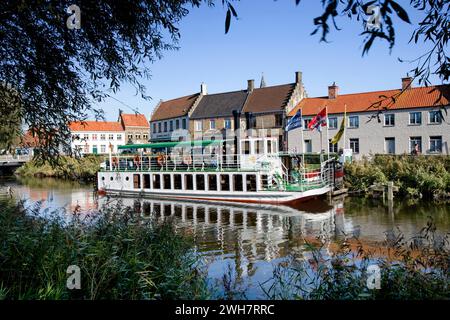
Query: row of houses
149 73 449 158
69 112 149 154
68 71 449 158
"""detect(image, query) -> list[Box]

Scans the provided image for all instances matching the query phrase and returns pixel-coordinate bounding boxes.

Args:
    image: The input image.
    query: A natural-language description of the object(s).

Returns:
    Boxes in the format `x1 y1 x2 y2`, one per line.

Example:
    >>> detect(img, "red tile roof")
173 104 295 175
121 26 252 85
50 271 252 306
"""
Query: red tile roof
243 84 295 113
289 85 450 117
69 121 124 132
151 93 200 121
120 113 149 128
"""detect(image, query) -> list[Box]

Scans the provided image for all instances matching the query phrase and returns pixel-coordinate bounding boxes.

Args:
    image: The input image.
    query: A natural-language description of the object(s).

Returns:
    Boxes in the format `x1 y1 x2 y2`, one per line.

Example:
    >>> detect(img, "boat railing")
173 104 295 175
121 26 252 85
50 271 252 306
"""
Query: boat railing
102 154 257 172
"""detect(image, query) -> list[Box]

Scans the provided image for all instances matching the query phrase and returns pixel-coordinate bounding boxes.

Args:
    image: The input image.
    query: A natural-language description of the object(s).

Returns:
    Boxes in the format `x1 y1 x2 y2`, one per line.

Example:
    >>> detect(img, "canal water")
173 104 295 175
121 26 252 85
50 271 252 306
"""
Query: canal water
1 176 450 298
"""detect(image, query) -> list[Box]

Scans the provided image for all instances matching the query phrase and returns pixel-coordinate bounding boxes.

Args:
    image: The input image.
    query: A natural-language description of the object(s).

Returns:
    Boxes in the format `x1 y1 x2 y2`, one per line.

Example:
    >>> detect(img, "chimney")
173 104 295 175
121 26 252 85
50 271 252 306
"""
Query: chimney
328 82 339 99
402 77 412 91
200 83 207 95
295 71 302 85
247 79 255 93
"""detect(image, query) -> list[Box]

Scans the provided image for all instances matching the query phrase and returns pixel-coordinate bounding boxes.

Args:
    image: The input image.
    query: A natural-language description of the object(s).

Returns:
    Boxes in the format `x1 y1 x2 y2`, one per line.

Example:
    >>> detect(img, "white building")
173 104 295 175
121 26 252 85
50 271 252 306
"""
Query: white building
287 78 450 159
69 121 125 155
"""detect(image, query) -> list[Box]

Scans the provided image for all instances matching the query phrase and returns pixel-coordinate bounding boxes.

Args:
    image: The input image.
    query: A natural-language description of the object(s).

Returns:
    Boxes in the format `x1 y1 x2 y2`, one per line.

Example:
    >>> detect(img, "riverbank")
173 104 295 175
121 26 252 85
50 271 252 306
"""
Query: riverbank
15 155 103 181
344 155 450 201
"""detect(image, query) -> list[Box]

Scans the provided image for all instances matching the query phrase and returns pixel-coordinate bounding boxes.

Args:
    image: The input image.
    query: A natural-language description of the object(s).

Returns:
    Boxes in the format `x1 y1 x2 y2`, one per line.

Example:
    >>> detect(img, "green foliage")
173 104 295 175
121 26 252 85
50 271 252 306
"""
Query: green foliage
264 220 450 300
345 155 450 200
15 155 103 180
0 199 209 300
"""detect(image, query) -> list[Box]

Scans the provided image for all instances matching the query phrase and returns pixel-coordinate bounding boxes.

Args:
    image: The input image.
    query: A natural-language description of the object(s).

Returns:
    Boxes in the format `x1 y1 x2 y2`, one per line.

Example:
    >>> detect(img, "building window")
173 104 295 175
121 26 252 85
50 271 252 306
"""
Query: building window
384 114 395 126
153 123 157 133
128 134 133 142
409 112 422 125
429 110 442 124
92 134 97 141
303 119 311 129
135 134 141 140
108 134 114 140
224 119 232 129
182 119 187 130
210 119 216 130
176 119 180 130
385 137 395 154
328 117 338 129
429 136 442 153
117 134 122 140
143 134 148 141
410 136 422 153
349 138 359 153
100 134 105 140
275 114 283 127
243 141 250 154
101 145 106 153
304 139 312 153
348 116 359 128
83 134 89 140
164 121 168 132
329 139 338 153
170 120 173 131
158 122 162 133
83 145 89 153
195 120 203 131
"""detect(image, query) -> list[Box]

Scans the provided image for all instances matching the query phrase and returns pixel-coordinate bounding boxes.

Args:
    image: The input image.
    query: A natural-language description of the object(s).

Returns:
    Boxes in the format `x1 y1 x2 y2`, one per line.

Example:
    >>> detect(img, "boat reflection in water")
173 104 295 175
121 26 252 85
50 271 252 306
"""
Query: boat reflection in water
98 195 347 298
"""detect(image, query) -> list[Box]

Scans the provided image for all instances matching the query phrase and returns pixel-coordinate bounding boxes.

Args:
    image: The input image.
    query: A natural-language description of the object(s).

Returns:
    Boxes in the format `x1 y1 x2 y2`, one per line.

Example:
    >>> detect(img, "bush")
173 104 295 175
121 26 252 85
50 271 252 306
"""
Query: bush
15 155 103 180
345 155 450 200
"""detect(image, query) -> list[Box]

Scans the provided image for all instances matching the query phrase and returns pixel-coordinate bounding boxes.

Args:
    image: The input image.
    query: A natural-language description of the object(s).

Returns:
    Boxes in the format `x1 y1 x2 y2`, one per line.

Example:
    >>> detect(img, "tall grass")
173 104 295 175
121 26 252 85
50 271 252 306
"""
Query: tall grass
0 199 209 300
263 219 450 300
345 155 450 200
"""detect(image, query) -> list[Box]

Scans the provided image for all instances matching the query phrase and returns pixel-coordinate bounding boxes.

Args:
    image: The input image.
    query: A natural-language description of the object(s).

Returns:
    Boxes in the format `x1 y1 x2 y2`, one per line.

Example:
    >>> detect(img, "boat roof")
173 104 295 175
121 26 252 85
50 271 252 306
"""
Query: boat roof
118 139 229 150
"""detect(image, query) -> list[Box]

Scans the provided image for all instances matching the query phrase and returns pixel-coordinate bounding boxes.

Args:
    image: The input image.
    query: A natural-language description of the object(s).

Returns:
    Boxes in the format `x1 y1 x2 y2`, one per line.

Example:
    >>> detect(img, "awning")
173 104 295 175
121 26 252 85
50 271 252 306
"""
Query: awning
118 139 230 150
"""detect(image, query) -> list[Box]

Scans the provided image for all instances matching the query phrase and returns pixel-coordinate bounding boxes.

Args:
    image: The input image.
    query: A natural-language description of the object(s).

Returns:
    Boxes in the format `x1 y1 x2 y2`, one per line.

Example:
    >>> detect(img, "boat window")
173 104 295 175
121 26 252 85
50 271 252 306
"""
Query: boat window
196 175 205 191
220 174 230 191
143 202 151 216
164 204 172 216
143 174 151 189
246 174 257 192
255 140 263 154
233 174 243 191
185 174 194 190
153 203 161 215
208 174 218 191
133 174 141 189
243 141 250 155
174 174 182 190
267 140 272 154
261 175 269 189
163 174 171 189
152 174 161 189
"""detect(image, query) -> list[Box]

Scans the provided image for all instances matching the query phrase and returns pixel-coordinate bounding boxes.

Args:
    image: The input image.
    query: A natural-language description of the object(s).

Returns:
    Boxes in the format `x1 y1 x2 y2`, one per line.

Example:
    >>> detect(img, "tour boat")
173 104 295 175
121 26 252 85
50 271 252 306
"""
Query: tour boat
97 137 342 206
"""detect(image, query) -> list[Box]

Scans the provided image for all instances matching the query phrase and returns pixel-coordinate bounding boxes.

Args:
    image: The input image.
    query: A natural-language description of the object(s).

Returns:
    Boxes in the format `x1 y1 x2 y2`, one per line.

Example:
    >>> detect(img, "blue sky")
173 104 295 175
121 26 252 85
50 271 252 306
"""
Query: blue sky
96 0 438 120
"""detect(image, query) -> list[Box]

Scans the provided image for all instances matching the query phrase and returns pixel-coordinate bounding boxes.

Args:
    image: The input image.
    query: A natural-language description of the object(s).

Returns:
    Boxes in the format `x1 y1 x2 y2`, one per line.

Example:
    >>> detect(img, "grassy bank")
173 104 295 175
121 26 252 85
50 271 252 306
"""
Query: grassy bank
15 155 103 180
344 155 450 200
0 199 209 300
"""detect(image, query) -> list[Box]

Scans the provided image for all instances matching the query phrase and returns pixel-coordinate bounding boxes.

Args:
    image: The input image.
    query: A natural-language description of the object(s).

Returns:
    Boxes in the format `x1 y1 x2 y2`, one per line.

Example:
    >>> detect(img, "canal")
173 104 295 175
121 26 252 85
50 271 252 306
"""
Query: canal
1 176 450 298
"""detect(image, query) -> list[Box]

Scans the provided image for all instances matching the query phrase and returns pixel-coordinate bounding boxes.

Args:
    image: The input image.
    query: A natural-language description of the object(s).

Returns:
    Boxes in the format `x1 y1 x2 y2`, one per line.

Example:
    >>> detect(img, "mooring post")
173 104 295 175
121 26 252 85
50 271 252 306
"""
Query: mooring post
387 181 394 201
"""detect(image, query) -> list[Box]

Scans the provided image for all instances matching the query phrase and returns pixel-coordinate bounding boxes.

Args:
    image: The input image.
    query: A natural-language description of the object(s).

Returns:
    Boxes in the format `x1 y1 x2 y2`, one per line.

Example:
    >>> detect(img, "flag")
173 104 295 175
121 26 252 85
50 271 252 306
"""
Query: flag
331 112 346 145
308 107 327 131
285 109 302 131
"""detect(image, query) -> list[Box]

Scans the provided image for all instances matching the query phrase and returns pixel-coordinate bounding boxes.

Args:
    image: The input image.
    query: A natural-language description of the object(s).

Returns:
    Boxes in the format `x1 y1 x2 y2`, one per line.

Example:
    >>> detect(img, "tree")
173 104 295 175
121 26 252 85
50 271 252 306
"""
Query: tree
0 83 22 151
0 0 212 159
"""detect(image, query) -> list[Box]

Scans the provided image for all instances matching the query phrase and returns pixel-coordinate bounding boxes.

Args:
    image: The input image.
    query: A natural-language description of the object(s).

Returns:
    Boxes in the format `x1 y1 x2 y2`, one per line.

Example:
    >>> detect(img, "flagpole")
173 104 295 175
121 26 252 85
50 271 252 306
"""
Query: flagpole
343 104 347 150
326 105 330 160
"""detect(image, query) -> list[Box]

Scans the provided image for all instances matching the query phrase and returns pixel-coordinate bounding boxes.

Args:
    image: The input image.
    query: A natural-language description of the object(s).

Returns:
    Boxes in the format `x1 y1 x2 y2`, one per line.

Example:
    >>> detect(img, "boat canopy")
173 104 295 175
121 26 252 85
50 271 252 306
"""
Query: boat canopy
118 139 229 150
